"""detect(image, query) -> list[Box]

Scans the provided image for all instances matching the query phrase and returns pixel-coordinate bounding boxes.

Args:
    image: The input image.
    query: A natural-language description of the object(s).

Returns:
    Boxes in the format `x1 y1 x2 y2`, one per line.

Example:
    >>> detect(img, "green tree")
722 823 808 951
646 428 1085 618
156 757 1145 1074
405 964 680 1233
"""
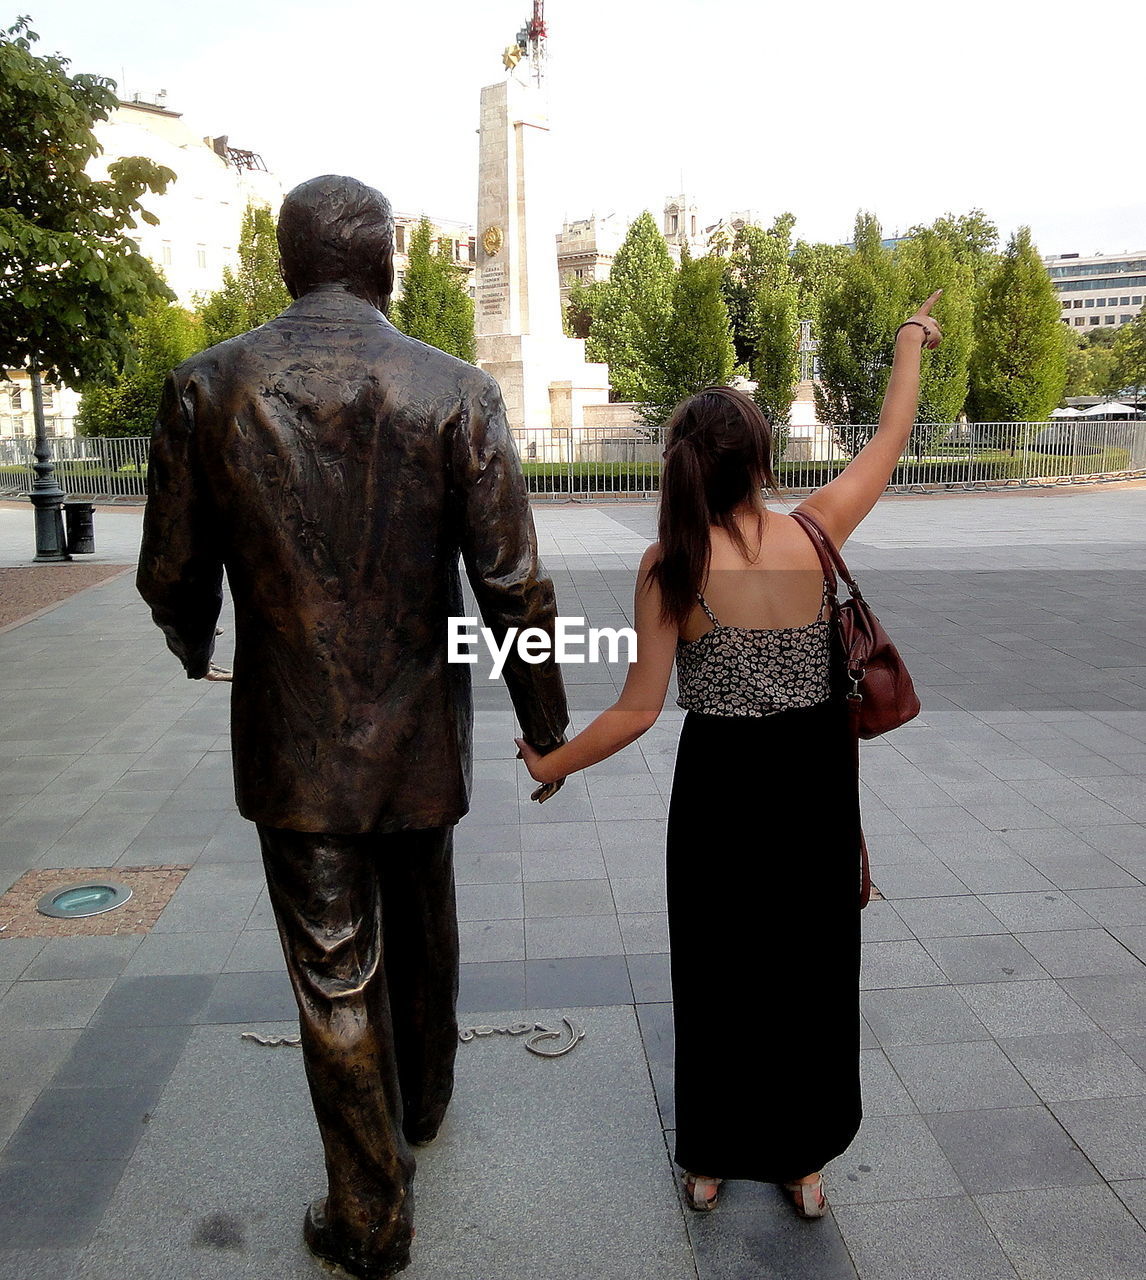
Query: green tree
896 226 974 427
721 213 795 367
563 278 604 340
639 249 735 427
814 212 905 450
0 17 174 387
751 285 799 433
967 226 1068 427
1064 330 1120 399
197 202 290 345
587 211 675 402
76 297 202 437
789 239 849 325
912 209 999 286
1113 311 1146 401
392 217 475 362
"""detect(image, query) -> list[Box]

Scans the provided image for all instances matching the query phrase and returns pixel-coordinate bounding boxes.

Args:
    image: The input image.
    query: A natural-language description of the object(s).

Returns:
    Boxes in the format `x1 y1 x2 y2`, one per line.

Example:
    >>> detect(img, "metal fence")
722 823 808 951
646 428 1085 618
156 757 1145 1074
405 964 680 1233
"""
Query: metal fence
515 418 1146 498
2 419 1143 502
0 435 150 500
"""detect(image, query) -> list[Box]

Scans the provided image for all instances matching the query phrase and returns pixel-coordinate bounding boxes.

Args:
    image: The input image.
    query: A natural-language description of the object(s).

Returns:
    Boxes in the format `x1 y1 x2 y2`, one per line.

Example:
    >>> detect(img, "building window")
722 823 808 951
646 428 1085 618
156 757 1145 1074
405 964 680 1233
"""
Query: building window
1105 315 1116 324
1089 317 1100 325
10 387 22 409
395 225 405 254
196 245 207 269
1073 300 1083 308
1085 299 1095 308
162 242 173 266
1134 296 1143 304
41 386 54 408
1074 317 1085 326
1121 315 1133 323
1120 296 1130 305
669 214 679 233
1061 299 1070 308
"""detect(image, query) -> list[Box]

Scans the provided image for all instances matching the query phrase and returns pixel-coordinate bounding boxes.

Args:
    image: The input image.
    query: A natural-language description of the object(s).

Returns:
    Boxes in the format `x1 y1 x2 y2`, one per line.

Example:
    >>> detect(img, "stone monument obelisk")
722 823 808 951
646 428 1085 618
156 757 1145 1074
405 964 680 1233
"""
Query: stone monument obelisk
474 7 609 444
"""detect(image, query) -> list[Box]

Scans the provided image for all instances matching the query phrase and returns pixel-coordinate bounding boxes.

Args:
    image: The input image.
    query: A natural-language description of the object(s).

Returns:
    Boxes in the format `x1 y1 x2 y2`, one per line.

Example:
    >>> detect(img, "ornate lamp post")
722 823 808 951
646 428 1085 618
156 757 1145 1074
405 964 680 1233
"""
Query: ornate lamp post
28 367 70 562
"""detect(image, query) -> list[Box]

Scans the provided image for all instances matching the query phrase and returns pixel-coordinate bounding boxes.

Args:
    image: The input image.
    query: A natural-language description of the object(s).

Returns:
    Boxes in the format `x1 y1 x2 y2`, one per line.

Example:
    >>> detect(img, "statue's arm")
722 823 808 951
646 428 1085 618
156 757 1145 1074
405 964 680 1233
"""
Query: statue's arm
136 372 224 679
452 374 569 751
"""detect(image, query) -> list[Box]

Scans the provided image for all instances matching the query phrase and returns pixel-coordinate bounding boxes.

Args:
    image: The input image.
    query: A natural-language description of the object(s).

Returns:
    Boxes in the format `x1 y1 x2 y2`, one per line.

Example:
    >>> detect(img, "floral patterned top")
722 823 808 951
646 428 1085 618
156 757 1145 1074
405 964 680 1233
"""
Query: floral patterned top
676 581 833 718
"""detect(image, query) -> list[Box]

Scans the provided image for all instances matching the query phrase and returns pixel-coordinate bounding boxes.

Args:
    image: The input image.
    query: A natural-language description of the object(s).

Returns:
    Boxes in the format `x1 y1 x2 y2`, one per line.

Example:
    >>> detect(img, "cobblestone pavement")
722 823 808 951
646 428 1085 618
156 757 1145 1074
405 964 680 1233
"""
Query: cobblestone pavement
1 487 1144 1280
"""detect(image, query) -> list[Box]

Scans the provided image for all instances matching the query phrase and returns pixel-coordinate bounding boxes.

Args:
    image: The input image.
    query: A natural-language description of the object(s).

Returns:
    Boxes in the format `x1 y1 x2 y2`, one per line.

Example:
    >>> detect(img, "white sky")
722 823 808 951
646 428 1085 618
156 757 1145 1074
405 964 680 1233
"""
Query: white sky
29 0 1146 254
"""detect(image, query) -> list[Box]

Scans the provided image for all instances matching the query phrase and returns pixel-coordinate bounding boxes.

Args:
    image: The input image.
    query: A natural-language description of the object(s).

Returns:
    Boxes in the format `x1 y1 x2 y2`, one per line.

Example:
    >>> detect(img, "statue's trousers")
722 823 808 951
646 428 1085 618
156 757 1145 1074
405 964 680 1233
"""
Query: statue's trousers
257 825 459 1252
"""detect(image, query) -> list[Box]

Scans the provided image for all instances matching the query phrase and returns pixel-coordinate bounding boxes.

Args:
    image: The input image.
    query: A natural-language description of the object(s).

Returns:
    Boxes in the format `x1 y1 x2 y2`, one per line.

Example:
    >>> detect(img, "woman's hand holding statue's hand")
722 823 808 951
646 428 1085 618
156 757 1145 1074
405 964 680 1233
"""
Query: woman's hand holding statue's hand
897 290 944 350
515 738 565 803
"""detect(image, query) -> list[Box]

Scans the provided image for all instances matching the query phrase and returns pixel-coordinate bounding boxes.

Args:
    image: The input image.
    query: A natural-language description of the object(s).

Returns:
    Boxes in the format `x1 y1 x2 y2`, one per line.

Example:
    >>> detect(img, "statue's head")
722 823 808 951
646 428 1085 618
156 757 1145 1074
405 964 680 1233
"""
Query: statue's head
277 175 395 312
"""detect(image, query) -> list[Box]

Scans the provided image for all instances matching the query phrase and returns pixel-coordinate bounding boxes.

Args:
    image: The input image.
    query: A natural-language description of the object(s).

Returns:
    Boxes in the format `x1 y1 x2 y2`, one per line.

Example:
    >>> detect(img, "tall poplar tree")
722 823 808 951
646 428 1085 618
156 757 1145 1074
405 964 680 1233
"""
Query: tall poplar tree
639 249 735 426
721 214 795 367
587 211 675 402
394 217 475 362
197 203 290 345
752 285 800 431
967 227 1068 427
814 213 905 450
896 227 974 426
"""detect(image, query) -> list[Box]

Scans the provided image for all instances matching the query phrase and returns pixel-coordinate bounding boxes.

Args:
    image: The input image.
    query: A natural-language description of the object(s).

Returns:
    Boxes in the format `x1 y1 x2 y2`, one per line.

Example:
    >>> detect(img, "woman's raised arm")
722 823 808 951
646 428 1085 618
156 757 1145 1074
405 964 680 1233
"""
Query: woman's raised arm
797 290 943 548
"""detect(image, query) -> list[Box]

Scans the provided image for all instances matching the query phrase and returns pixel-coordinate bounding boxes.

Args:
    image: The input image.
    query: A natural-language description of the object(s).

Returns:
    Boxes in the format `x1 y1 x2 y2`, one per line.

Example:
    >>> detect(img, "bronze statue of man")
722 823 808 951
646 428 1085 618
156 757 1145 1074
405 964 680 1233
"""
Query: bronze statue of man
137 174 569 1279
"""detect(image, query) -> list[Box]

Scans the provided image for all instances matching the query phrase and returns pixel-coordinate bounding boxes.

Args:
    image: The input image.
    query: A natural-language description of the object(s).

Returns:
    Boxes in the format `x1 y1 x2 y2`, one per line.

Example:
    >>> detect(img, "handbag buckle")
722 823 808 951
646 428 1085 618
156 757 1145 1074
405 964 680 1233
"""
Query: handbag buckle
847 665 866 701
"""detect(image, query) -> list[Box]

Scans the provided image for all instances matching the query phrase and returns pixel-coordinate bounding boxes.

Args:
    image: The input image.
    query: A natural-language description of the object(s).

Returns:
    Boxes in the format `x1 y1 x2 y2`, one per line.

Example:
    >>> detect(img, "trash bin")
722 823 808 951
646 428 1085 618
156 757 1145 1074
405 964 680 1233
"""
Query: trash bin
64 501 96 555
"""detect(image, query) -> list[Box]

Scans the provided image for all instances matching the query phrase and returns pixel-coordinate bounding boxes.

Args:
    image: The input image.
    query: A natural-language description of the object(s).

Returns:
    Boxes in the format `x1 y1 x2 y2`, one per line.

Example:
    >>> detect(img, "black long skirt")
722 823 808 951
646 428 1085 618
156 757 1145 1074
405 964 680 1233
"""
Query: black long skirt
667 698 863 1182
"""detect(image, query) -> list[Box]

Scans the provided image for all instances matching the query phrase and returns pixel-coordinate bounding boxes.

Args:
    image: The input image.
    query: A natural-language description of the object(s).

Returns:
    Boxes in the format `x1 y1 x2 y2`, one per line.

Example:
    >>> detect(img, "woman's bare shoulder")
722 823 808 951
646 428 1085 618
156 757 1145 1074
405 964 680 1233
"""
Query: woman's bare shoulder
639 542 662 572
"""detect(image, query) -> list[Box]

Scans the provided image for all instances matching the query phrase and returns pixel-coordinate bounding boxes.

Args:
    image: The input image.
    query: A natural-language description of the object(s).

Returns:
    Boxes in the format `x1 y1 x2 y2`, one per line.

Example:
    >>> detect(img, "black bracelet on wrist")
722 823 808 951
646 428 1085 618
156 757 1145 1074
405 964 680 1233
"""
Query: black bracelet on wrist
896 320 931 341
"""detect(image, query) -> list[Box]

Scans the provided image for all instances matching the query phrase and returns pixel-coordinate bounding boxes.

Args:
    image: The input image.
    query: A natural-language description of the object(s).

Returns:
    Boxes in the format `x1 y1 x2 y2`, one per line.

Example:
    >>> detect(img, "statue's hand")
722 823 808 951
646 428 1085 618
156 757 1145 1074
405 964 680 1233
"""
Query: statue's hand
204 664 233 682
530 776 565 804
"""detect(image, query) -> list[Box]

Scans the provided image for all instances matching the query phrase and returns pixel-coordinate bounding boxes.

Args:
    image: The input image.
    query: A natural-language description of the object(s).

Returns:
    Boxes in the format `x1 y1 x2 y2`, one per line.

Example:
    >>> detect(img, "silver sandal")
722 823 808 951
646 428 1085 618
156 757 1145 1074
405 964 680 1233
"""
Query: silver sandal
682 1172 722 1211
783 1173 828 1219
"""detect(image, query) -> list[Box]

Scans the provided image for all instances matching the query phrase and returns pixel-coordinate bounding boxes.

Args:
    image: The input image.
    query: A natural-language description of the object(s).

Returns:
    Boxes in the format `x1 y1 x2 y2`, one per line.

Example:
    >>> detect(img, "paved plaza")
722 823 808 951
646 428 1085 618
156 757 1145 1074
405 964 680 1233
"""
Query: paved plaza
1 486 1145 1280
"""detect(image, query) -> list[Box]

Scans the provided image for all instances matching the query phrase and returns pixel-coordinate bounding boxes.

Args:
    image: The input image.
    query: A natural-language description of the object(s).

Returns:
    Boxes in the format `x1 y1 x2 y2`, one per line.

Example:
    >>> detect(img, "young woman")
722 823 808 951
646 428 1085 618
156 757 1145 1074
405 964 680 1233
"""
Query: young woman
517 293 943 1218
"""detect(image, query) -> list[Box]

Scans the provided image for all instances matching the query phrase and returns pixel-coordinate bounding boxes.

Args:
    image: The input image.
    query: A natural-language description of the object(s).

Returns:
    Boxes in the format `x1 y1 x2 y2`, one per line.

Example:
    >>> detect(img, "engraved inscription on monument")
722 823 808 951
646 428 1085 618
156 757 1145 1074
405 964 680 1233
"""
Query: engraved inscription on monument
478 259 510 329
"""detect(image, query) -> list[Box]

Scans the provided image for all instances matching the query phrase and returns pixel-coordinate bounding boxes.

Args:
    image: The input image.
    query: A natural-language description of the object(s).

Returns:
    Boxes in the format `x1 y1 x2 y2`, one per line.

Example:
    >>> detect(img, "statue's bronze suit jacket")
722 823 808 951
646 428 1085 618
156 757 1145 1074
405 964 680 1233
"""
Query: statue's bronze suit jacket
138 286 568 834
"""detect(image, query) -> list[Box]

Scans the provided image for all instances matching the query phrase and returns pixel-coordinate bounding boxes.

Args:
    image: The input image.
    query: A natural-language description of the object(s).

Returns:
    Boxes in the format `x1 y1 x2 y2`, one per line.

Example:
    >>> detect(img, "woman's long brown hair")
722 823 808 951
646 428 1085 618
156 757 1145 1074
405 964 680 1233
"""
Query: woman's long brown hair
647 386 778 626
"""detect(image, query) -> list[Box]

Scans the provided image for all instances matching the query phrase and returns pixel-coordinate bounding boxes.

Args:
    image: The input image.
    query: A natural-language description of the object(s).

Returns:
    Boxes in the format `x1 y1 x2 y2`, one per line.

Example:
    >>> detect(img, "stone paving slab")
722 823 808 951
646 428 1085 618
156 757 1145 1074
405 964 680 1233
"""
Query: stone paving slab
61 1010 694 1280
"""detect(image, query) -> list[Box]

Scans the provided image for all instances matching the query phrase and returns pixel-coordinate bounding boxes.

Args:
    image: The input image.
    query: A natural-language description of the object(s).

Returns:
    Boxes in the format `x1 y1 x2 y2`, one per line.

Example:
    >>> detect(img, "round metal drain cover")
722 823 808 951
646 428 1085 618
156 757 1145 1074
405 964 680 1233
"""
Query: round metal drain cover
36 881 134 919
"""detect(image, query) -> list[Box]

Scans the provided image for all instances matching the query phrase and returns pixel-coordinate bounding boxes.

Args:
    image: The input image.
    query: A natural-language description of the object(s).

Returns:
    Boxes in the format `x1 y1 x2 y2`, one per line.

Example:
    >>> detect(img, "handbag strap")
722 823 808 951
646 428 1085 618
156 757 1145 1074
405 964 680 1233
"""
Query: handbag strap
791 507 873 909
788 508 863 600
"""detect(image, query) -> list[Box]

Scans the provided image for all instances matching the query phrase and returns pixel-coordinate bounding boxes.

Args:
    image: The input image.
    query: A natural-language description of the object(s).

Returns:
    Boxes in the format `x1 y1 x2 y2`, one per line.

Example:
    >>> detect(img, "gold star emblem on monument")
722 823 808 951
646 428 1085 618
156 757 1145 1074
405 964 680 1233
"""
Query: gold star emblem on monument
482 225 504 256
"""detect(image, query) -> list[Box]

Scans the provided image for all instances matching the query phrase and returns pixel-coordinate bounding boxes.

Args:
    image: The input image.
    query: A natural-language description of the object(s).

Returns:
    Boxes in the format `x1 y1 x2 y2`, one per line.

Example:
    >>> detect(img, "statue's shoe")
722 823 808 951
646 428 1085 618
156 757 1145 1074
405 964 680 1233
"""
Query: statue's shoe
303 1198 412 1279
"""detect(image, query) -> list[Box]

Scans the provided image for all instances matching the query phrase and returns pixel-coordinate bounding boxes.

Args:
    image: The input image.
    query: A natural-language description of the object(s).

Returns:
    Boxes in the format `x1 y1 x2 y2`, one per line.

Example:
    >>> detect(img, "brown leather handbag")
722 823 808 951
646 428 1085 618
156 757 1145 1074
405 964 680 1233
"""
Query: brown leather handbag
790 508 921 740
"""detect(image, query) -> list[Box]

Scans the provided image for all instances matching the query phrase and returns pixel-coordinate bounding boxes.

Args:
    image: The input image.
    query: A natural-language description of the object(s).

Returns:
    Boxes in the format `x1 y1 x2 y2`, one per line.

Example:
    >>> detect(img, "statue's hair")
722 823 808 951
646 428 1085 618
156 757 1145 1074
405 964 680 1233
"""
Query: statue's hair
277 175 394 295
